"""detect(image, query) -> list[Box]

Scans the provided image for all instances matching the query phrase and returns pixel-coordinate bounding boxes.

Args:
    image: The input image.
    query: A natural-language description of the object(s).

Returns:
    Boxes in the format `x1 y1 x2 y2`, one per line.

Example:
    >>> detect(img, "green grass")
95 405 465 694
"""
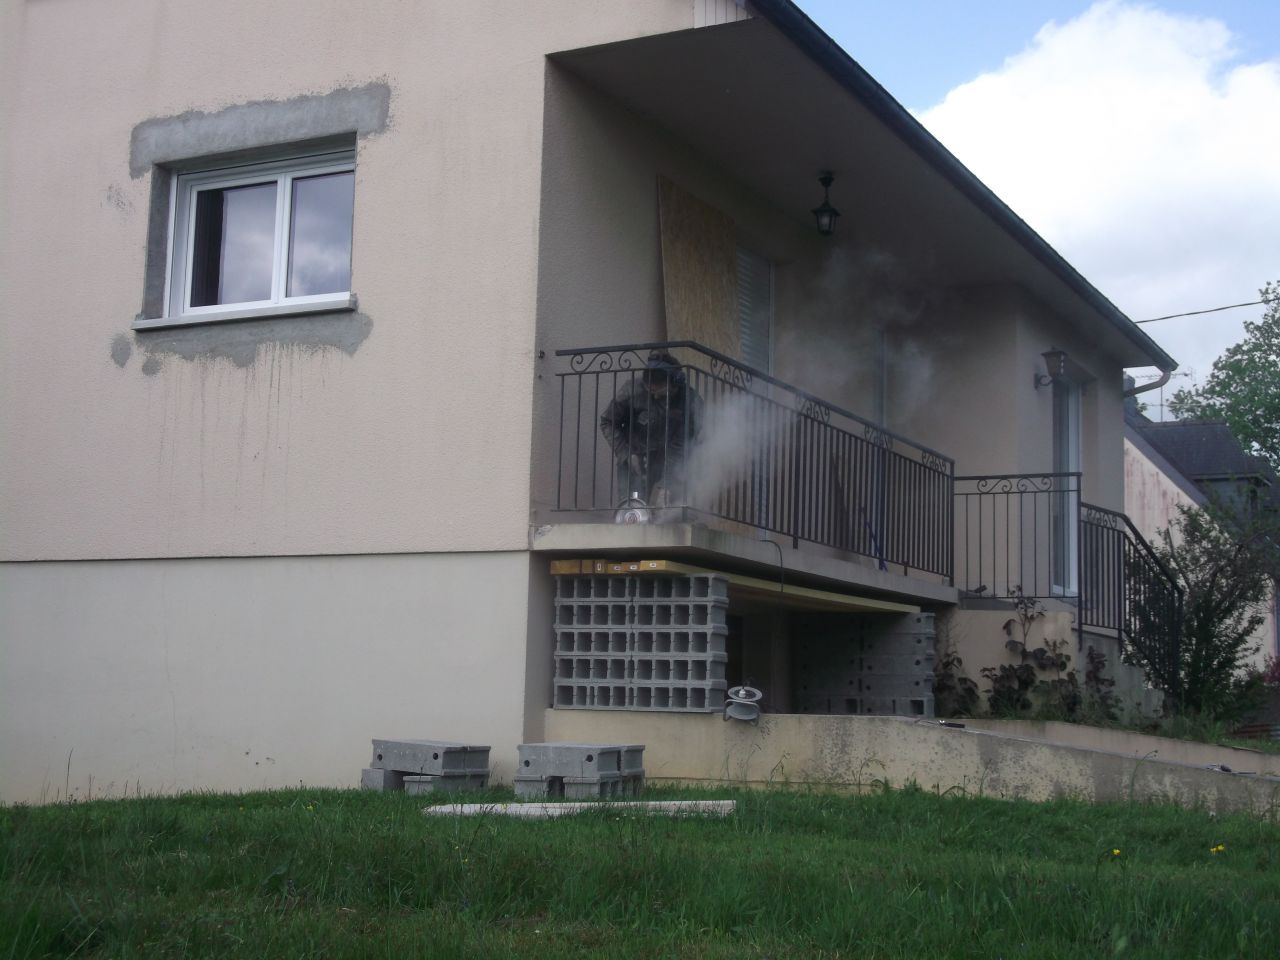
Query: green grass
4 786 1280 958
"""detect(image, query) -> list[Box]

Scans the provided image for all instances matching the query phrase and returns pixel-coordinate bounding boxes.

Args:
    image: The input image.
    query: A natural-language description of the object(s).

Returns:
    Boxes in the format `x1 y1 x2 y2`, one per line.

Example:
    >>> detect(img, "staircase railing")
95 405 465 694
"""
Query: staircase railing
954 474 1183 702
1080 503 1184 707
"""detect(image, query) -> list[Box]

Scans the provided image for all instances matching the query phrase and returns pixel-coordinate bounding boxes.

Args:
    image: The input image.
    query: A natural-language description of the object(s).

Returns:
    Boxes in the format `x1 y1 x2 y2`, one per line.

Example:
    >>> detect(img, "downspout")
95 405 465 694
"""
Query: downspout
1122 370 1172 398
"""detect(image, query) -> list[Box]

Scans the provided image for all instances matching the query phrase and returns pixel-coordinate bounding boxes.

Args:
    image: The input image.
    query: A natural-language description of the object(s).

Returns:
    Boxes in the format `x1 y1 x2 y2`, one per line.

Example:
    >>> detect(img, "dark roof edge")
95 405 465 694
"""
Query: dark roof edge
749 0 1178 373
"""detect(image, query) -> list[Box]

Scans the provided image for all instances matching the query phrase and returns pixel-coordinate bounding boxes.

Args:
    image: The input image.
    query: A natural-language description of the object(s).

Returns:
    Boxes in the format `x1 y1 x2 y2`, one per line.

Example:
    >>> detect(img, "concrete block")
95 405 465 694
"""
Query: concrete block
690 575 730 601
859 674 934 699
591 684 630 708
620 745 645 774
859 695 935 718
361 767 405 792
371 739 490 775
553 681 596 708
402 772 490 795
563 602 629 627
513 770 644 800
630 681 725 712
518 742 626 777
862 653 934 676
564 774 626 800
513 776 557 799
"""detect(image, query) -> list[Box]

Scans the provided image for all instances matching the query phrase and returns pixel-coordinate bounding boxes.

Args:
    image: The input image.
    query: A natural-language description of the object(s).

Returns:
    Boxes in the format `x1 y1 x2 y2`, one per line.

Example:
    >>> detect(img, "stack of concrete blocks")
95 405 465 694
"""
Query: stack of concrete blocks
793 612 936 718
514 742 645 799
552 573 728 712
361 739 491 795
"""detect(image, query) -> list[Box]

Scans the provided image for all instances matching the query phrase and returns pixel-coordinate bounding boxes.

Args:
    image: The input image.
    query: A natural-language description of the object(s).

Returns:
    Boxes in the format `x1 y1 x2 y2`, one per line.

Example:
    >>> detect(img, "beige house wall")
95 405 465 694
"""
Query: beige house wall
0 0 694 563
0 552 536 805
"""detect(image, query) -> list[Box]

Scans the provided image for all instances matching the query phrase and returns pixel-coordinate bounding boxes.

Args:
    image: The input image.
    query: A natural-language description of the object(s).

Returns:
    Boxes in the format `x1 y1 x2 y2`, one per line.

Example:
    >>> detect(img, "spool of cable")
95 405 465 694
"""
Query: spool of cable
723 685 763 724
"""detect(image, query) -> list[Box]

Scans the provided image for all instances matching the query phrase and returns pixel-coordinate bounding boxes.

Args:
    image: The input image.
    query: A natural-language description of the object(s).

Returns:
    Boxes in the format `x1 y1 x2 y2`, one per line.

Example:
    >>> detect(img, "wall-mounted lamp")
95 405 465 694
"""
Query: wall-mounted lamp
811 171 840 236
1035 349 1069 389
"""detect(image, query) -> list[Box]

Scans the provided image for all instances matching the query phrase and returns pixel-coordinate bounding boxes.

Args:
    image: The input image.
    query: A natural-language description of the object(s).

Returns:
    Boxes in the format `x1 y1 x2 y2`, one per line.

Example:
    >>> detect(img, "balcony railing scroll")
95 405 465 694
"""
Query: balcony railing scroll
554 341 955 579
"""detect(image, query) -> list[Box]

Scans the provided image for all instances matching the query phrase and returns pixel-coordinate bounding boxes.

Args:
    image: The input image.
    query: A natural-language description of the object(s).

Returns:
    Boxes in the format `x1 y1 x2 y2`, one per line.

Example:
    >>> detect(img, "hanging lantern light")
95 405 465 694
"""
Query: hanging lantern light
811 171 840 236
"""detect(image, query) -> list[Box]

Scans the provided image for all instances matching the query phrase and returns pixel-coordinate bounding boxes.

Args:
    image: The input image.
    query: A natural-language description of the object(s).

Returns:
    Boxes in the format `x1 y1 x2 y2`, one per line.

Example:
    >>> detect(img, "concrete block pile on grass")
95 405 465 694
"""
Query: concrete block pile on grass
361 739 491 793
514 742 645 799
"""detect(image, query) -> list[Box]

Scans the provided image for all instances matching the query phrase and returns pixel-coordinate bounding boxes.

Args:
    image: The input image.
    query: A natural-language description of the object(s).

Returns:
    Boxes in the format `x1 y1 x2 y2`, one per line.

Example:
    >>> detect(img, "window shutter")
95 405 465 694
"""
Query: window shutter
736 246 772 372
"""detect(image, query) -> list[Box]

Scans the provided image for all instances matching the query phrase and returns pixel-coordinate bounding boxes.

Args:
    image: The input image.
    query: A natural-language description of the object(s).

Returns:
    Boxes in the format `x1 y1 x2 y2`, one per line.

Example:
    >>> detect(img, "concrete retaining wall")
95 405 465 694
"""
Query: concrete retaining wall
544 709 1280 816
959 718 1280 776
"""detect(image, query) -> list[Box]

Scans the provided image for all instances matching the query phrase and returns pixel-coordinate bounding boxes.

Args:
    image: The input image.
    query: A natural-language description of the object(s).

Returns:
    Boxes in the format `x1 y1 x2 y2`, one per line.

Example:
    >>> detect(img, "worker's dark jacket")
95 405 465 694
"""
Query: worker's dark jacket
599 381 702 461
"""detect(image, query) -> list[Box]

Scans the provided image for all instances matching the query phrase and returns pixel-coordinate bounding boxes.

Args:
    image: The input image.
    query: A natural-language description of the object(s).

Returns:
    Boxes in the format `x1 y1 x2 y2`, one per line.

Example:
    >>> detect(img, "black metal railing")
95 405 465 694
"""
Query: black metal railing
1079 503 1184 705
954 473 1081 600
954 472 1183 699
554 341 955 578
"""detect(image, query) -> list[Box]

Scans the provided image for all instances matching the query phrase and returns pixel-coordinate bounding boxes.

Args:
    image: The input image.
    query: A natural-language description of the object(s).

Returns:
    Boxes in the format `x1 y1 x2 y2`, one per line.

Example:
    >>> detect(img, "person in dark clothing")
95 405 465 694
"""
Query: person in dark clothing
599 350 702 507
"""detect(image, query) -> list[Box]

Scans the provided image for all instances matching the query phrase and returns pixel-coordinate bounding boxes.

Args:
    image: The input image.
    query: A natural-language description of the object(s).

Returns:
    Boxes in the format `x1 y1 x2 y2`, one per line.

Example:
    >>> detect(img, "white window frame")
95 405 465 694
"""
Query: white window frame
136 150 355 330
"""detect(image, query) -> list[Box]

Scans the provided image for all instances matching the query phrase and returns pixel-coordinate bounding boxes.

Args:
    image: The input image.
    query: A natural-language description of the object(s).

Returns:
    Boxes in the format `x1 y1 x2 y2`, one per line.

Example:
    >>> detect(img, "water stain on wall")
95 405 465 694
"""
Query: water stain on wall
111 312 373 373
110 333 133 368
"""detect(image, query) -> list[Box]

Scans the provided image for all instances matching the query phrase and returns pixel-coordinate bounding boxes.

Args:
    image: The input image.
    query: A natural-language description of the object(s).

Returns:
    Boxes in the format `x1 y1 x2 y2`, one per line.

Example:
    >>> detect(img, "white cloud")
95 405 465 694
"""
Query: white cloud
917 0 1280 388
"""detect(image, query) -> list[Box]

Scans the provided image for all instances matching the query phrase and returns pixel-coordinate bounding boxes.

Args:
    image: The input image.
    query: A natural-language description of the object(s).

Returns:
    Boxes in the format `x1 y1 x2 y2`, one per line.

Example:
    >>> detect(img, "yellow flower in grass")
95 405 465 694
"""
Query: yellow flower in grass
1111 848 1121 857
1210 843 1226 855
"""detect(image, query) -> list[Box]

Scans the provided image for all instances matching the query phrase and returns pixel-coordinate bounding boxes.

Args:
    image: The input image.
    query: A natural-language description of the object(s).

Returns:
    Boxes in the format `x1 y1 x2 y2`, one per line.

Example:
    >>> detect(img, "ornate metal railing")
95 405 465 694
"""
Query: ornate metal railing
554 341 955 578
953 473 1081 600
1080 503 1184 705
954 473 1182 698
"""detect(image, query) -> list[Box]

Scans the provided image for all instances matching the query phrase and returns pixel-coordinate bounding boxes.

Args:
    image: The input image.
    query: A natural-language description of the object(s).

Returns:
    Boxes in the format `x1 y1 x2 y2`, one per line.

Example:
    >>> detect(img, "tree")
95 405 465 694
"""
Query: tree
1170 282 1280 472
1141 504 1276 718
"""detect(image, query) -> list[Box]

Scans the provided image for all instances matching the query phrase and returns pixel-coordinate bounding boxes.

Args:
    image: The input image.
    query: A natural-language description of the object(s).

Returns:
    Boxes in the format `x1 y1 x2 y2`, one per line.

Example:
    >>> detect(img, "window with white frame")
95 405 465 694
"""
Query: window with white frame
150 150 355 326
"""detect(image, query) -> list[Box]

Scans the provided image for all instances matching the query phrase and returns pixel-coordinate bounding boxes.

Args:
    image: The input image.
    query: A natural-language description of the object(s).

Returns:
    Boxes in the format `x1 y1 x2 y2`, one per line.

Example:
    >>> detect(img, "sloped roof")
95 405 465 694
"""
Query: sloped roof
1133 420 1271 482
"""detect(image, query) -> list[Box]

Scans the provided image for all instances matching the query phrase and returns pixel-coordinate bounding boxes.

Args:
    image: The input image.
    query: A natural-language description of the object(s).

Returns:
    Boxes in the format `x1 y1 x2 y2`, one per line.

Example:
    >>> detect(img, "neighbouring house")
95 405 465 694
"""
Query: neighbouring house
1124 400 1280 670
0 0 1182 802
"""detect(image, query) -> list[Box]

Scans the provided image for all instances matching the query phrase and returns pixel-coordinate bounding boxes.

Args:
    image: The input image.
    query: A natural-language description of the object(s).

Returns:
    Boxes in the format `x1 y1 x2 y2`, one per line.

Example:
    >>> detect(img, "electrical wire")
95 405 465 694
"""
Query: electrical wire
1136 297 1276 324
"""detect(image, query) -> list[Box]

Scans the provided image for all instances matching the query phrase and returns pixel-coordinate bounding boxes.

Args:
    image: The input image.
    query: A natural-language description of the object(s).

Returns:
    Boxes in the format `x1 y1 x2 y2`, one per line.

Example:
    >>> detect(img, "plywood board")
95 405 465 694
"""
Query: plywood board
657 177 740 359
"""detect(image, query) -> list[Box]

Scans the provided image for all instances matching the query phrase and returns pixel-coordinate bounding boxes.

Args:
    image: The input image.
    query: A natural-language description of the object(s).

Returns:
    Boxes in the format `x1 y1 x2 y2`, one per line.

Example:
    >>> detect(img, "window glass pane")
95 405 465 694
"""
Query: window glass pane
287 171 354 297
190 181 276 307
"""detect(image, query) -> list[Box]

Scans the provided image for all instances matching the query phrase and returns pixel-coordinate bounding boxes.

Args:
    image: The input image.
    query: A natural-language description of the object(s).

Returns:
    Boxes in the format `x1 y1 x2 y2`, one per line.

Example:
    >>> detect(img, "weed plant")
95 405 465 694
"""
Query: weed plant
3 786 1279 958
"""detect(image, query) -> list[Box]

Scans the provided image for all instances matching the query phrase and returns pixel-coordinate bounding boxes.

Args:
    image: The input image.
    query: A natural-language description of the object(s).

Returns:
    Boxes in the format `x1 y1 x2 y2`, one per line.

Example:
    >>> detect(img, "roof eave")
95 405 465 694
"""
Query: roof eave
749 0 1179 373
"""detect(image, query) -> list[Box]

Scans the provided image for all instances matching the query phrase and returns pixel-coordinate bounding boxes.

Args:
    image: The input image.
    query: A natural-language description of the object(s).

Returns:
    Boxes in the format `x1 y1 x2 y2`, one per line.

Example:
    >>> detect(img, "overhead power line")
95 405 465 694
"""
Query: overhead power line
1136 297 1276 325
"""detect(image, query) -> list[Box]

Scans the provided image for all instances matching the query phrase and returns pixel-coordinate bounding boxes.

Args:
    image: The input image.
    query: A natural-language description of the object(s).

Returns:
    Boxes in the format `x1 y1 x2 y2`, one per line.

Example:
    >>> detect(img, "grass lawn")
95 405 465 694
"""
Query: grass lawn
3 786 1279 959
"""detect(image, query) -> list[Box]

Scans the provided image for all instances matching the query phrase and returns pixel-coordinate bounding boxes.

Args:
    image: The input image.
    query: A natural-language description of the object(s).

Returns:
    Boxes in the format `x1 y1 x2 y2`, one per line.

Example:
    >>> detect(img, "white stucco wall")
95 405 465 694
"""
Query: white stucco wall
0 0 694 563
0 552 538 804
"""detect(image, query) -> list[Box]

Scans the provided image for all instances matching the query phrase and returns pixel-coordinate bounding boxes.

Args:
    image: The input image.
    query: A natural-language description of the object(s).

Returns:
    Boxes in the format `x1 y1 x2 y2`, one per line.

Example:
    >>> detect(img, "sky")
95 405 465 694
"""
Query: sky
795 0 1280 416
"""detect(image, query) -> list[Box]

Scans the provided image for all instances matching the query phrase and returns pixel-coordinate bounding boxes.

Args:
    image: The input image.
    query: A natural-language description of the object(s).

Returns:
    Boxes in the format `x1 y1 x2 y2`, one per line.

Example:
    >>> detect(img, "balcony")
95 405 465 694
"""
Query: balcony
547 342 1182 696
549 341 954 584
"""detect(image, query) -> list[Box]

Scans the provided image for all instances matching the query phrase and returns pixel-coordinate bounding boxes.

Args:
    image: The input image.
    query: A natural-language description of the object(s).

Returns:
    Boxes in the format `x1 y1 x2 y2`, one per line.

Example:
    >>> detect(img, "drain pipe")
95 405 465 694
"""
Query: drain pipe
1123 370 1173 398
